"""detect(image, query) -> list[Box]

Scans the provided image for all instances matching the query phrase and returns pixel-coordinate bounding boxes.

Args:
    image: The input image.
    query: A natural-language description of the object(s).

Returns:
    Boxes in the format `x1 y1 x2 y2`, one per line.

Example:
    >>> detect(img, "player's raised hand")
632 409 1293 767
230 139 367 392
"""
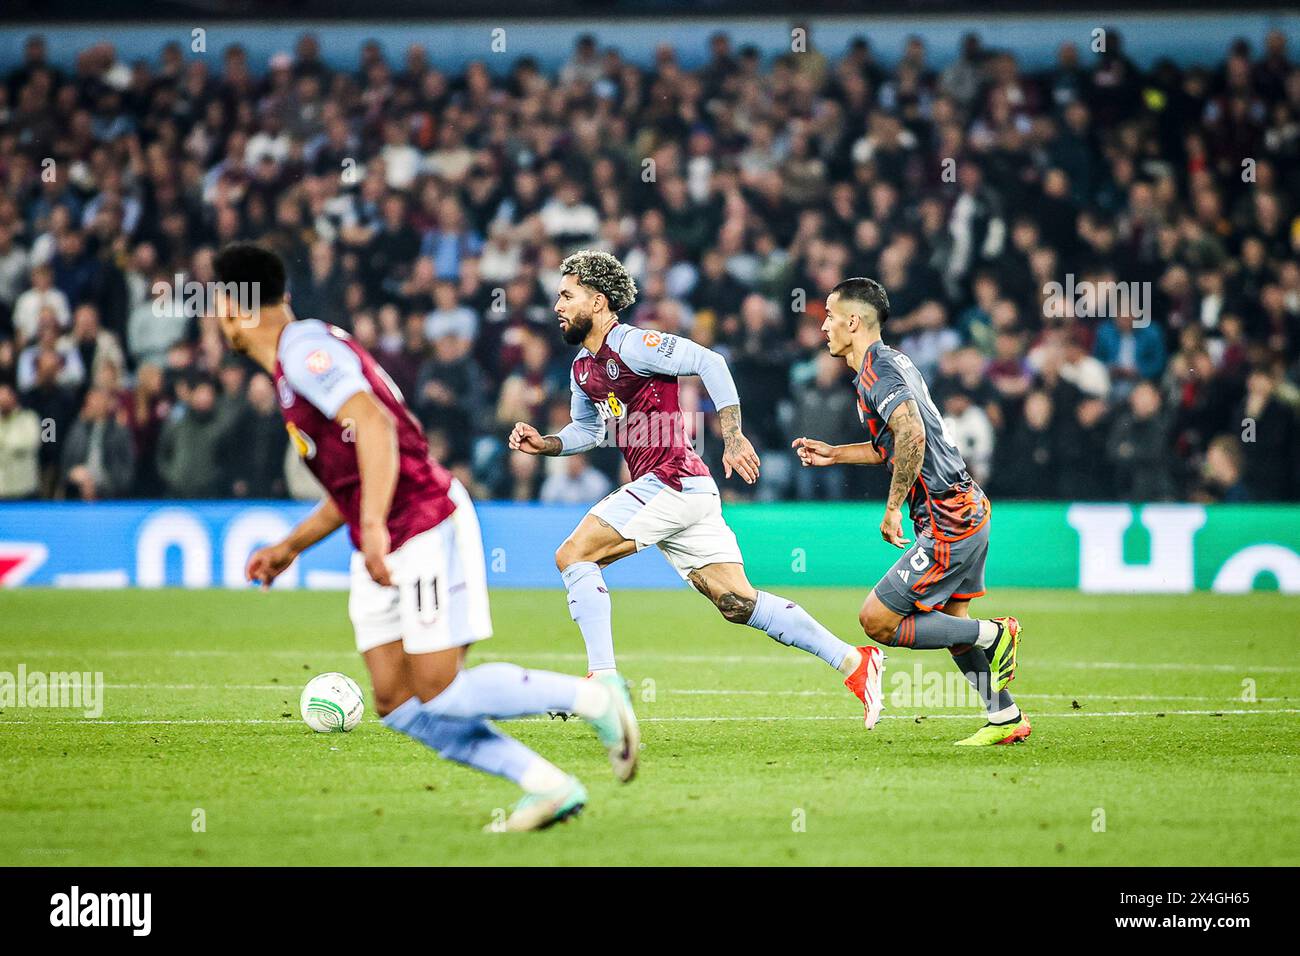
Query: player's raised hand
791 436 836 467
880 506 910 549
722 432 761 484
246 542 297 590
508 421 547 455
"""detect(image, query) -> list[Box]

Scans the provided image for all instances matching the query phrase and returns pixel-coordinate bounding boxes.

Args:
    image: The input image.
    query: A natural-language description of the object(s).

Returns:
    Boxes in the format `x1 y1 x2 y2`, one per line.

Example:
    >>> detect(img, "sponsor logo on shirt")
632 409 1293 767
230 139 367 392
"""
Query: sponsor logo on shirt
577 368 589 385
317 367 346 391
657 335 676 358
643 331 662 348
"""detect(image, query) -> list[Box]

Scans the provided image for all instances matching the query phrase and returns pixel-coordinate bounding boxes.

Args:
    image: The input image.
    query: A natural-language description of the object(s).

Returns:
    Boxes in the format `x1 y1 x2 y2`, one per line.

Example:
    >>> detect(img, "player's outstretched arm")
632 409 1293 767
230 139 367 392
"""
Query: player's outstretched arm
881 399 925 548
246 498 345 590
340 391 400 586
508 421 561 456
509 369 605 457
791 437 884 466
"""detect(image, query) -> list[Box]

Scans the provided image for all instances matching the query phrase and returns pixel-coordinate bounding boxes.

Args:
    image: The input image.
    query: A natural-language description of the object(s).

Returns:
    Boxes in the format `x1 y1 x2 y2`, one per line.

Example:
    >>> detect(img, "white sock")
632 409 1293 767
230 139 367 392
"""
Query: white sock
988 702 1021 724
519 756 570 795
974 619 1000 649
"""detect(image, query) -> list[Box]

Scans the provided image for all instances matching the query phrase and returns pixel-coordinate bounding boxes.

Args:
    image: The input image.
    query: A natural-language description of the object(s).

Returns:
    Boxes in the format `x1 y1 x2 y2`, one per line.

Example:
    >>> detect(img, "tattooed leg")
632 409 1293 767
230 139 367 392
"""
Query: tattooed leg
690 563 855 672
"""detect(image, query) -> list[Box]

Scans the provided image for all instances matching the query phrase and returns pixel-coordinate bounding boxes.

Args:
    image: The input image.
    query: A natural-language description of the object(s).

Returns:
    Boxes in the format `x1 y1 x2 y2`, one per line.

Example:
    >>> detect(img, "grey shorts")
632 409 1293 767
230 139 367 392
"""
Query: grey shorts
873 521 989 615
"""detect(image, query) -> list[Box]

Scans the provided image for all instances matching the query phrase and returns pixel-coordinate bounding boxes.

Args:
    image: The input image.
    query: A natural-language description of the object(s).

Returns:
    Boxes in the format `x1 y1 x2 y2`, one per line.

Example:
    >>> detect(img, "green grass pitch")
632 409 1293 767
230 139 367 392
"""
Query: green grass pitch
2 587 1298 866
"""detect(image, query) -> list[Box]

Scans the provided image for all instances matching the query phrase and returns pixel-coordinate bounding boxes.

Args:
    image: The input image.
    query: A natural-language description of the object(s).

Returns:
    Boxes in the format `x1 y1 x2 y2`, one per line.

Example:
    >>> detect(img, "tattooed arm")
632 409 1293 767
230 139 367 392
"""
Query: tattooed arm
881 399 925 548
718 404 761 484
617 327 758 483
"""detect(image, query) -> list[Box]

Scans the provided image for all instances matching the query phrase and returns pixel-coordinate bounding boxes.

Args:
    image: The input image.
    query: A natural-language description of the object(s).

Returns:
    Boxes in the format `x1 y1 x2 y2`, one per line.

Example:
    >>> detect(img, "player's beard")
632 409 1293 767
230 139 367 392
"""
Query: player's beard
560 307 593 345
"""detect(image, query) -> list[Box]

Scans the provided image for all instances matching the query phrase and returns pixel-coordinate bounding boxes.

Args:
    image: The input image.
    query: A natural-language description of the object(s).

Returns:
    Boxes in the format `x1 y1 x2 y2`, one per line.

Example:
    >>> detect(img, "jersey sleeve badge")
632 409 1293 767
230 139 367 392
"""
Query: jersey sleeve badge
306 349 333 375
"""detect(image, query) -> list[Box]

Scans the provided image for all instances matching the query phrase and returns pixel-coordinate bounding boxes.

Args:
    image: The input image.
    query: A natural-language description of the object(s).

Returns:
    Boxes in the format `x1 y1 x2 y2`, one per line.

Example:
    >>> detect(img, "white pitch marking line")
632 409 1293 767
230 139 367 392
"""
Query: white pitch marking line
0 708 1297 726
635 709 1300 722
26 684 1295 704
668 690 1293 702
6 650 1299 672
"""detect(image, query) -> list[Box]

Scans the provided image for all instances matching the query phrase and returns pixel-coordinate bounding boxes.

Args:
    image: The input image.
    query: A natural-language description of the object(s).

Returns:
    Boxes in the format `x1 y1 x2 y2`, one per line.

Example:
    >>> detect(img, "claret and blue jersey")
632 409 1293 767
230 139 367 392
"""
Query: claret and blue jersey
556 323 741 492
273 319 455 551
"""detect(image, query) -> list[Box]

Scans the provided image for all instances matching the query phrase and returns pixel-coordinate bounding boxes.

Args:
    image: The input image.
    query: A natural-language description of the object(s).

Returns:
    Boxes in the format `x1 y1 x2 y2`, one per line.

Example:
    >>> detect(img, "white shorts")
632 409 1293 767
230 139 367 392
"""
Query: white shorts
589 474 743 579
348 480 493 654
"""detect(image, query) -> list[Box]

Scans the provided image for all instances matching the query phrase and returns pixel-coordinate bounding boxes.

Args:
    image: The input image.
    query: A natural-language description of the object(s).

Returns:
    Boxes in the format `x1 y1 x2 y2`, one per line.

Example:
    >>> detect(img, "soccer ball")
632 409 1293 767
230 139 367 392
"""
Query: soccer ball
300 672 365 733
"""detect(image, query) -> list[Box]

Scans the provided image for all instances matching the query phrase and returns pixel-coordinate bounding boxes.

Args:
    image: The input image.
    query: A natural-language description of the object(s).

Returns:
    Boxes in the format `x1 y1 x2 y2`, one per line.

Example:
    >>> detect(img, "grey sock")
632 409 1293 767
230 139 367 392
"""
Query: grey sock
950 644 1018 718
893 611 982 649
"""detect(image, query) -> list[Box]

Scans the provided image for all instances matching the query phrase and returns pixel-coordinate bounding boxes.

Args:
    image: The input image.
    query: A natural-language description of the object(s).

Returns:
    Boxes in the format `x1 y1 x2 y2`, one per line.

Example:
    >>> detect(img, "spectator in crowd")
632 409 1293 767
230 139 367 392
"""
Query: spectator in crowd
12 264 71 345
540 454 613 505
64 304 125 389
1107 381 1177 501
942 390 995 487
127 273 191 370
1194 434 1250 503
1093 307 1167 401
17 312 85 393
229 372 288 498
125 362 170 497
1237 367 1298 501
61 386 135 500
995 390 1055 499
156 376 237 497
0 223 31 334
1056 396 1112 500
791 351 862 500
0 381 41 498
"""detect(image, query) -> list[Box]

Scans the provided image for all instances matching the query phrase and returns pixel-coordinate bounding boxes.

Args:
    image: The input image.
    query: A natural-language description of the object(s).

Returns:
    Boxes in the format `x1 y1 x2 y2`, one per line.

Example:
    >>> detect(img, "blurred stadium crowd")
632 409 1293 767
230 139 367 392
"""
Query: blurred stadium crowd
0 26 1298 505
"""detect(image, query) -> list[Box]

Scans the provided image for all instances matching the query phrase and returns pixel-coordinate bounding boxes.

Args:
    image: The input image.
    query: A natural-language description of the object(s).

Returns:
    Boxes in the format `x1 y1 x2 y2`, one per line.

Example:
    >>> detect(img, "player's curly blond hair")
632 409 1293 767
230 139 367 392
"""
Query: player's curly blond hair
560 250 638 314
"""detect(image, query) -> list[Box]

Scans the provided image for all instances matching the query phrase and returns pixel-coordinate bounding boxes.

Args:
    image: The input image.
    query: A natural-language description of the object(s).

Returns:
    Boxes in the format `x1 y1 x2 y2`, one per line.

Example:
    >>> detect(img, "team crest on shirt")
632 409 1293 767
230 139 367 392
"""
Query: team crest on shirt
277 377 295 408
306 349 332 374
606 359 620 379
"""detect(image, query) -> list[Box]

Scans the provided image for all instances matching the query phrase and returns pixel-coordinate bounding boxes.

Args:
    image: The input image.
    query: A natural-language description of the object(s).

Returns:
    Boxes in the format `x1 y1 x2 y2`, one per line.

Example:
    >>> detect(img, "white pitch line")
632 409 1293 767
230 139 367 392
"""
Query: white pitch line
635 709 1300 722
26 684 1295 704
0 708 1297 726
669 690 1293 702
5 649 1300 672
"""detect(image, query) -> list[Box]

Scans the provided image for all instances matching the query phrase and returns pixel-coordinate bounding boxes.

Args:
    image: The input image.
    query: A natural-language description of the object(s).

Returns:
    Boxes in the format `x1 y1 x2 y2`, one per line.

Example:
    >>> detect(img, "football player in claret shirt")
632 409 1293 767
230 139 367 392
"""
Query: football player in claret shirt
210 243 639 831
509 250 886 728
793 277 1029 746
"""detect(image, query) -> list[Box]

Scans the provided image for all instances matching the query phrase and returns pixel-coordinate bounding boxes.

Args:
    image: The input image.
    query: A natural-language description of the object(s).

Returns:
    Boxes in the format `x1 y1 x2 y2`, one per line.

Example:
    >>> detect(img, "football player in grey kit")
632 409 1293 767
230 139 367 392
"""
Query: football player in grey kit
509 251 886 728
792 277 1029 745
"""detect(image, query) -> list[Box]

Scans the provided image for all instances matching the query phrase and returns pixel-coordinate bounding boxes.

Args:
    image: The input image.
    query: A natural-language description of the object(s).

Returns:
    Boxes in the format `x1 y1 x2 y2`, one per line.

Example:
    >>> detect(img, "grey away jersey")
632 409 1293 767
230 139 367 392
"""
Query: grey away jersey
854 340 990 541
